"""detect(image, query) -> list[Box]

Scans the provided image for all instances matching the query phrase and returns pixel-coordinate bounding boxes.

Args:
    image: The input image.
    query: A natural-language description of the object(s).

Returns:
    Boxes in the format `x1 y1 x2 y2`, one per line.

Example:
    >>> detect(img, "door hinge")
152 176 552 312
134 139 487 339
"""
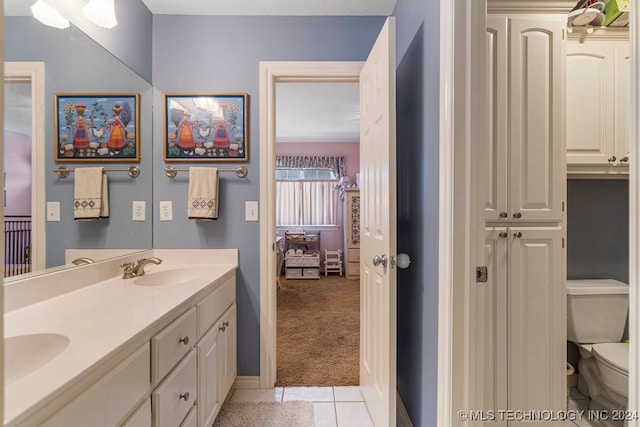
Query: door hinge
476 266 488 283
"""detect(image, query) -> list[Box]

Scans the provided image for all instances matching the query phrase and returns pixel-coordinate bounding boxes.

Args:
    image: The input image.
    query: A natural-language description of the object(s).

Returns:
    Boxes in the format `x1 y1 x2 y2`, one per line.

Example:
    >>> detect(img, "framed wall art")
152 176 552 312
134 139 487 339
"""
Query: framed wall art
54 93 140 162
163 93 248 162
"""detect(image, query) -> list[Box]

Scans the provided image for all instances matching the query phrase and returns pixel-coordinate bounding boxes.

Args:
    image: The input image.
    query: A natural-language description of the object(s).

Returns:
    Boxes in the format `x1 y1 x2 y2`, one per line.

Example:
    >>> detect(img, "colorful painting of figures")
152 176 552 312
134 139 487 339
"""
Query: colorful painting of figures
163 93 248 162
54 93 140 162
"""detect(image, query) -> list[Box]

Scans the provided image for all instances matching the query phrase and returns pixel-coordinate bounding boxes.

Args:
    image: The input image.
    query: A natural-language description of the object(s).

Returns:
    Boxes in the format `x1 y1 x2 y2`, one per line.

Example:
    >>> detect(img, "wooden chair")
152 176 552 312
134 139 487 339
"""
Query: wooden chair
324 249 343 276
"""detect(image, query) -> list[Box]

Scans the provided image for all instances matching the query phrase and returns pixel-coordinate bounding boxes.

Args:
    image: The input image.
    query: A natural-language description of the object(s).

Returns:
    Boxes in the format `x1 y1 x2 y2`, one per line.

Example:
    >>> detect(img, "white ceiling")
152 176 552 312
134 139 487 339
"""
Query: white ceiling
140 0 395 16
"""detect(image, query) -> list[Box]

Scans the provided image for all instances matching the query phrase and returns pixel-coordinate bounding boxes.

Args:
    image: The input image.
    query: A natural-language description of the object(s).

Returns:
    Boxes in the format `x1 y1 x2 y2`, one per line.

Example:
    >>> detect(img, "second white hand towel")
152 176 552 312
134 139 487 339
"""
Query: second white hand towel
188 167 219 220
74 167 109 220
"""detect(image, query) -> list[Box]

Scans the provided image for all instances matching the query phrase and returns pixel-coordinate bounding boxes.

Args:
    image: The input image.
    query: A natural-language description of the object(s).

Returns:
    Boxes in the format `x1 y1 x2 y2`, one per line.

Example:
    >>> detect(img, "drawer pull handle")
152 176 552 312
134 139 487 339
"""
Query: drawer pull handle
179 392 190 402
179 336 190 345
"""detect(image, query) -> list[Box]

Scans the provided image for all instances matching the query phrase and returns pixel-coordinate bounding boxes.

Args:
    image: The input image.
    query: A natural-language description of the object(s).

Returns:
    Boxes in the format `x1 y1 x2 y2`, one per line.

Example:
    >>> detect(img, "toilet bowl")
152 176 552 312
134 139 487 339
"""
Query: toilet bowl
567 279 629 416
592 342 629 398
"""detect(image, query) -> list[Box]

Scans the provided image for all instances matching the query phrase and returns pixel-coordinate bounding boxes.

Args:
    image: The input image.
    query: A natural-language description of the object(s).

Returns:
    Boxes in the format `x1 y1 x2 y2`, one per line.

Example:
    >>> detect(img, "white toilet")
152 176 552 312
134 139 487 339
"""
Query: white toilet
567 279 629 426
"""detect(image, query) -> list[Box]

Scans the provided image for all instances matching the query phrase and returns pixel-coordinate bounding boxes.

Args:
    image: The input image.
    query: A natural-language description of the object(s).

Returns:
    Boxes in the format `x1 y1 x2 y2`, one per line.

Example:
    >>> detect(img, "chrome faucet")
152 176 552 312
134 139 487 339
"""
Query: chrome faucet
132 257 163 277
71 257 95 265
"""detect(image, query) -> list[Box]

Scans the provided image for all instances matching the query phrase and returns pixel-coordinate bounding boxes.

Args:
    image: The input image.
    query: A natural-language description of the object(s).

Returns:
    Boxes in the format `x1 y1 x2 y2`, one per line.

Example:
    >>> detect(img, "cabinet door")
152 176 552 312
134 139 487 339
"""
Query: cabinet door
508 17 564 222
485 17 508 222
508 227 565 419
219 304 237 400
472 228 508 427
566 42 616 165
197 321 221 427
615 43 630 162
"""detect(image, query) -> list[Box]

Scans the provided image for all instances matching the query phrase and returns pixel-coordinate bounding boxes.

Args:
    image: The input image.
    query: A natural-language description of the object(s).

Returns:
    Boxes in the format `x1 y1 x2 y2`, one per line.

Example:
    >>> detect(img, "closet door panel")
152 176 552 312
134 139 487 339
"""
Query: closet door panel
615 43 630 161
509 18 564 222
485 17 508 222
566 42 615 165
508 227 565 420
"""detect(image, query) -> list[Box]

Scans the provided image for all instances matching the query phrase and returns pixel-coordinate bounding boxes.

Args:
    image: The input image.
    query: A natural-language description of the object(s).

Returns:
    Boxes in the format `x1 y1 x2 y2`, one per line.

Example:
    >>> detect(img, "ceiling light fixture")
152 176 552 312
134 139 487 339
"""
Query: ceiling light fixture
30 0 70 29
82 0 118 29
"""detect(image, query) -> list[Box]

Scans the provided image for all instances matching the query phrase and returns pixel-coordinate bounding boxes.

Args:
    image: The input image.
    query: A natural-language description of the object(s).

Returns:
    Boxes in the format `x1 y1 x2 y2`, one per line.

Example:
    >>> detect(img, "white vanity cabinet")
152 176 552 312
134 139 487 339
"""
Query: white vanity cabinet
485 15 565 222
196 276 237 427
566 38 629 173
43 343 151 427
152 349 197 427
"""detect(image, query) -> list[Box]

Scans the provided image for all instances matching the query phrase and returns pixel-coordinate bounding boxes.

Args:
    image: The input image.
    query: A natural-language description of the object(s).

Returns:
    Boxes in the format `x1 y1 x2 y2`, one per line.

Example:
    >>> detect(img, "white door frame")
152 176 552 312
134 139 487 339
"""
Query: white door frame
4 62 46 272
259 61 363 388
440 2 640 426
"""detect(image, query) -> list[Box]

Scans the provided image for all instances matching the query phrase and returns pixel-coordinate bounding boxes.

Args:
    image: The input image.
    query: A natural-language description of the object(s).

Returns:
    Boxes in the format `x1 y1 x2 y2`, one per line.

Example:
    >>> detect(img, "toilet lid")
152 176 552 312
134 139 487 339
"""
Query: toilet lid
592 343 629 374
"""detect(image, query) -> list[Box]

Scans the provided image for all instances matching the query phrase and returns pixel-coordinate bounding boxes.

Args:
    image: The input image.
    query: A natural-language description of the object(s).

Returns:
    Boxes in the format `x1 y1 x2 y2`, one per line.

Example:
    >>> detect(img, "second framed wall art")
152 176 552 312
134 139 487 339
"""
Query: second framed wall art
163 93 249 162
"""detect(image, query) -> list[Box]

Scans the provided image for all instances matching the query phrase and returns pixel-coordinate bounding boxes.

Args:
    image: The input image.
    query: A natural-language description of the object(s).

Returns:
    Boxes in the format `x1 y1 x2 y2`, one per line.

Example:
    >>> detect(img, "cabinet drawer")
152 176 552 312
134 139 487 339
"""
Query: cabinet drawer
180 404 197 427
347 262 360 276
347 249 360 262
122 399 151 427
285 268 303 278
152 307 196 384
197 275 236 338
152 349 197 427
44 343 150 427
303 267 319 278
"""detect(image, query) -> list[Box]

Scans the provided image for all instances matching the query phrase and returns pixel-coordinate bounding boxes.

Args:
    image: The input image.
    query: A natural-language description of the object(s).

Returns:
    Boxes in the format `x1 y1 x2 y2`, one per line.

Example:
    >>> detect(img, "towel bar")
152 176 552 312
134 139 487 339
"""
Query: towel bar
164 165 248 178
54 165 140 179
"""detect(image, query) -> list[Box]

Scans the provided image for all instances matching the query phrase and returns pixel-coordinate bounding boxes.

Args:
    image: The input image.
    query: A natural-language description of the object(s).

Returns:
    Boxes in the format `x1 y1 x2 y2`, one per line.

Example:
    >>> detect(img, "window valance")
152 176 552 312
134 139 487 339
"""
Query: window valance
275 155 346 178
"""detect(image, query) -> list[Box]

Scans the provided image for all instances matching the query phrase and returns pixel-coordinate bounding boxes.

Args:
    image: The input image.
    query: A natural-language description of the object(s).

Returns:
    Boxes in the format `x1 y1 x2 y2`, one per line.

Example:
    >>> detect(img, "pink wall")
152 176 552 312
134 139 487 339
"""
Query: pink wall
276 142 359 258
3 130 32 216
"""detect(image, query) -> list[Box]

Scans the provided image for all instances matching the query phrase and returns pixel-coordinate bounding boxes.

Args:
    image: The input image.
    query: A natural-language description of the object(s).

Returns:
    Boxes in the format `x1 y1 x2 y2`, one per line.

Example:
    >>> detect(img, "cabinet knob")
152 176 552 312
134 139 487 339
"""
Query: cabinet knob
499 232 508 238
219 324 227 332
179 336 190 346
499 212 508 219
513 212 522 219
514 231 523 238
620 156 629 164
223 321 230 327
179 392 190 402
608 156 617 164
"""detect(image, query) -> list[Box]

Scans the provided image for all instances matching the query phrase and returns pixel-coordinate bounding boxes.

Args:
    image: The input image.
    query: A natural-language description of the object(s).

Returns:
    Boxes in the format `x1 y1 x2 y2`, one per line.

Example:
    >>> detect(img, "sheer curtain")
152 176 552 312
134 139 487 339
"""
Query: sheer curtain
276 155 344 226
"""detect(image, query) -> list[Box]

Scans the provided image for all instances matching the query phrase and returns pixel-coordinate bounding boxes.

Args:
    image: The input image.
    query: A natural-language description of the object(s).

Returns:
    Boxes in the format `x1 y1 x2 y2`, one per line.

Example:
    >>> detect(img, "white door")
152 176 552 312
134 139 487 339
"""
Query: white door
359 17 397 427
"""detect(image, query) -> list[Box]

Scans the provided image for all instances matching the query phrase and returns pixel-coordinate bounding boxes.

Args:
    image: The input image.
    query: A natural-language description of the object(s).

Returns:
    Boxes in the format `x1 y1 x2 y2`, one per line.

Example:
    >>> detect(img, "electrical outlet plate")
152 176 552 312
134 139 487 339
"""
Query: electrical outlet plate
159 201 173 221
132 201 146 221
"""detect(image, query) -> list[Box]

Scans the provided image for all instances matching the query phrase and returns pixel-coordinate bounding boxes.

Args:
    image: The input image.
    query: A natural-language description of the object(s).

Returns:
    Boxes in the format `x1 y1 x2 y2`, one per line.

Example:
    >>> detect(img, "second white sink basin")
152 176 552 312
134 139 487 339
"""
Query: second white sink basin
132 267 209 287
5 333 70 385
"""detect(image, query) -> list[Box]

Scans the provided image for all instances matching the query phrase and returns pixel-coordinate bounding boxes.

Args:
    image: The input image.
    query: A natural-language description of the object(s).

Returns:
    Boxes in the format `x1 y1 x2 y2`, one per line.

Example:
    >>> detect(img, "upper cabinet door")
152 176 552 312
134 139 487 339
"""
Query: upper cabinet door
485 17 509 222
566 42 616 165
615 43 630 164
508 17 565 222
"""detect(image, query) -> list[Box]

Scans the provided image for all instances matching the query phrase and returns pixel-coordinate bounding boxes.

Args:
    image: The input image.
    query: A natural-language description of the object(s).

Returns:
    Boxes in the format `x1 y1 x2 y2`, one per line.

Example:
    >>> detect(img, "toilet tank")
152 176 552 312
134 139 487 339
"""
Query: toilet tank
567 279 629 343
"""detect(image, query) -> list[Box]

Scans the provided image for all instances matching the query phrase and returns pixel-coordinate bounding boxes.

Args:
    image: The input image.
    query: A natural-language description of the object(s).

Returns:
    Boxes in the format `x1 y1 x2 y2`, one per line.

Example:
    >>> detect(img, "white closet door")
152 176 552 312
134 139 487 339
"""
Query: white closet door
485 17 509 222
508 17 564 222
508 227 565 422
566 42 616 165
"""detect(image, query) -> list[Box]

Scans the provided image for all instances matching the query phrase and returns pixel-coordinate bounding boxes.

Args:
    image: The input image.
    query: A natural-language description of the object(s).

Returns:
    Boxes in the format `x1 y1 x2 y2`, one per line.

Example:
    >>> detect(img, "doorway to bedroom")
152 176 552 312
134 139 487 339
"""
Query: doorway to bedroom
273 81 361 387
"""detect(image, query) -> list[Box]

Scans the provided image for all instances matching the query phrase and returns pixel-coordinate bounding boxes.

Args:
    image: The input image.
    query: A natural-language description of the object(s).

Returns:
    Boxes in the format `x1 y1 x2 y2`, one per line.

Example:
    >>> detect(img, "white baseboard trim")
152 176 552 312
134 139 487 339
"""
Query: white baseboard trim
234 376 261 389
397 390 414 427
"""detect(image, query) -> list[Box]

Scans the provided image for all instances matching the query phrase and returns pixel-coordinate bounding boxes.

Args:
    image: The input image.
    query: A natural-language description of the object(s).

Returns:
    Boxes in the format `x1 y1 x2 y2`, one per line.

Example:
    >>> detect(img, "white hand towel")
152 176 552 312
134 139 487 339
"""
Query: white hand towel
188 167 219 220
74 167 109 220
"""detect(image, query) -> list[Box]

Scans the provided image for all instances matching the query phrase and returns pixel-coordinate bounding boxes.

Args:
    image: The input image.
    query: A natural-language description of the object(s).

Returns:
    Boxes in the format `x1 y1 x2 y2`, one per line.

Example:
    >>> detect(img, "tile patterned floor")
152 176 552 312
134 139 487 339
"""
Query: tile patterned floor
568 387 605 427
229 386 374 427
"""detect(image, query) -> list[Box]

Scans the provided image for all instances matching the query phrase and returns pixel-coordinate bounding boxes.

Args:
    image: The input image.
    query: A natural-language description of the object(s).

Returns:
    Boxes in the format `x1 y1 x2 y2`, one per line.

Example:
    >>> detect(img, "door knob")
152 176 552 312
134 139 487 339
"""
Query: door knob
372 254 388 267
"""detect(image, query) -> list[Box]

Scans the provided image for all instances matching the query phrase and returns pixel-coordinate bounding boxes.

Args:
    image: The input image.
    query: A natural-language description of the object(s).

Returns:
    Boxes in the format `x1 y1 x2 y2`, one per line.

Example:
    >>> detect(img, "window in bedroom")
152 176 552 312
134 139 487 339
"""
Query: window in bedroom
276 167 338 227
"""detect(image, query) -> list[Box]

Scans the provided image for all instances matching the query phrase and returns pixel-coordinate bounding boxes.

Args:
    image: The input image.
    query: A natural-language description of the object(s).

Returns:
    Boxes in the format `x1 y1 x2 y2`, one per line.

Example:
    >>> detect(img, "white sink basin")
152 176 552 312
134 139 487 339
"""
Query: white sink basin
132 267 208 287
5 333 70 385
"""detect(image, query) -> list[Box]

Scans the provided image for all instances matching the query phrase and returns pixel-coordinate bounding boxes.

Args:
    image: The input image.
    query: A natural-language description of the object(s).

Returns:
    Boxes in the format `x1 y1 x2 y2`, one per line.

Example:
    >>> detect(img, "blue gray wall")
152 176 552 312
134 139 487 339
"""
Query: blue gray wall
393 0 440 425
5 17 154 267
567 179 629 283
151 15 385 376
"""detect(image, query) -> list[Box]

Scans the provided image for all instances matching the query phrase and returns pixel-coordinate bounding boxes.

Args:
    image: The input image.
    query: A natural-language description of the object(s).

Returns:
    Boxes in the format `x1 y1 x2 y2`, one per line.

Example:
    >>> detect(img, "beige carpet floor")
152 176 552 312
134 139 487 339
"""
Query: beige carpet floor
213 401 314 427
276 274 360 386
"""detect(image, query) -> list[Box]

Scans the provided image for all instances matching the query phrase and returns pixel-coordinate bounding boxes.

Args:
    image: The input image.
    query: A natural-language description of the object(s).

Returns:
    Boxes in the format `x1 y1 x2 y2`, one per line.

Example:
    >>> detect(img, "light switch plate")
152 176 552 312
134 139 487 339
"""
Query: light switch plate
245 201 258 221
159 201 173 221
132 201 146 221
47 201 60 222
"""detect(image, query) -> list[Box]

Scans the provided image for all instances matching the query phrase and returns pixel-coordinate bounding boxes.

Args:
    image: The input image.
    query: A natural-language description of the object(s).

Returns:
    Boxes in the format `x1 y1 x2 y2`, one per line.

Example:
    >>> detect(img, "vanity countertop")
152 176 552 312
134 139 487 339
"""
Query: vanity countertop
4 250 238 426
